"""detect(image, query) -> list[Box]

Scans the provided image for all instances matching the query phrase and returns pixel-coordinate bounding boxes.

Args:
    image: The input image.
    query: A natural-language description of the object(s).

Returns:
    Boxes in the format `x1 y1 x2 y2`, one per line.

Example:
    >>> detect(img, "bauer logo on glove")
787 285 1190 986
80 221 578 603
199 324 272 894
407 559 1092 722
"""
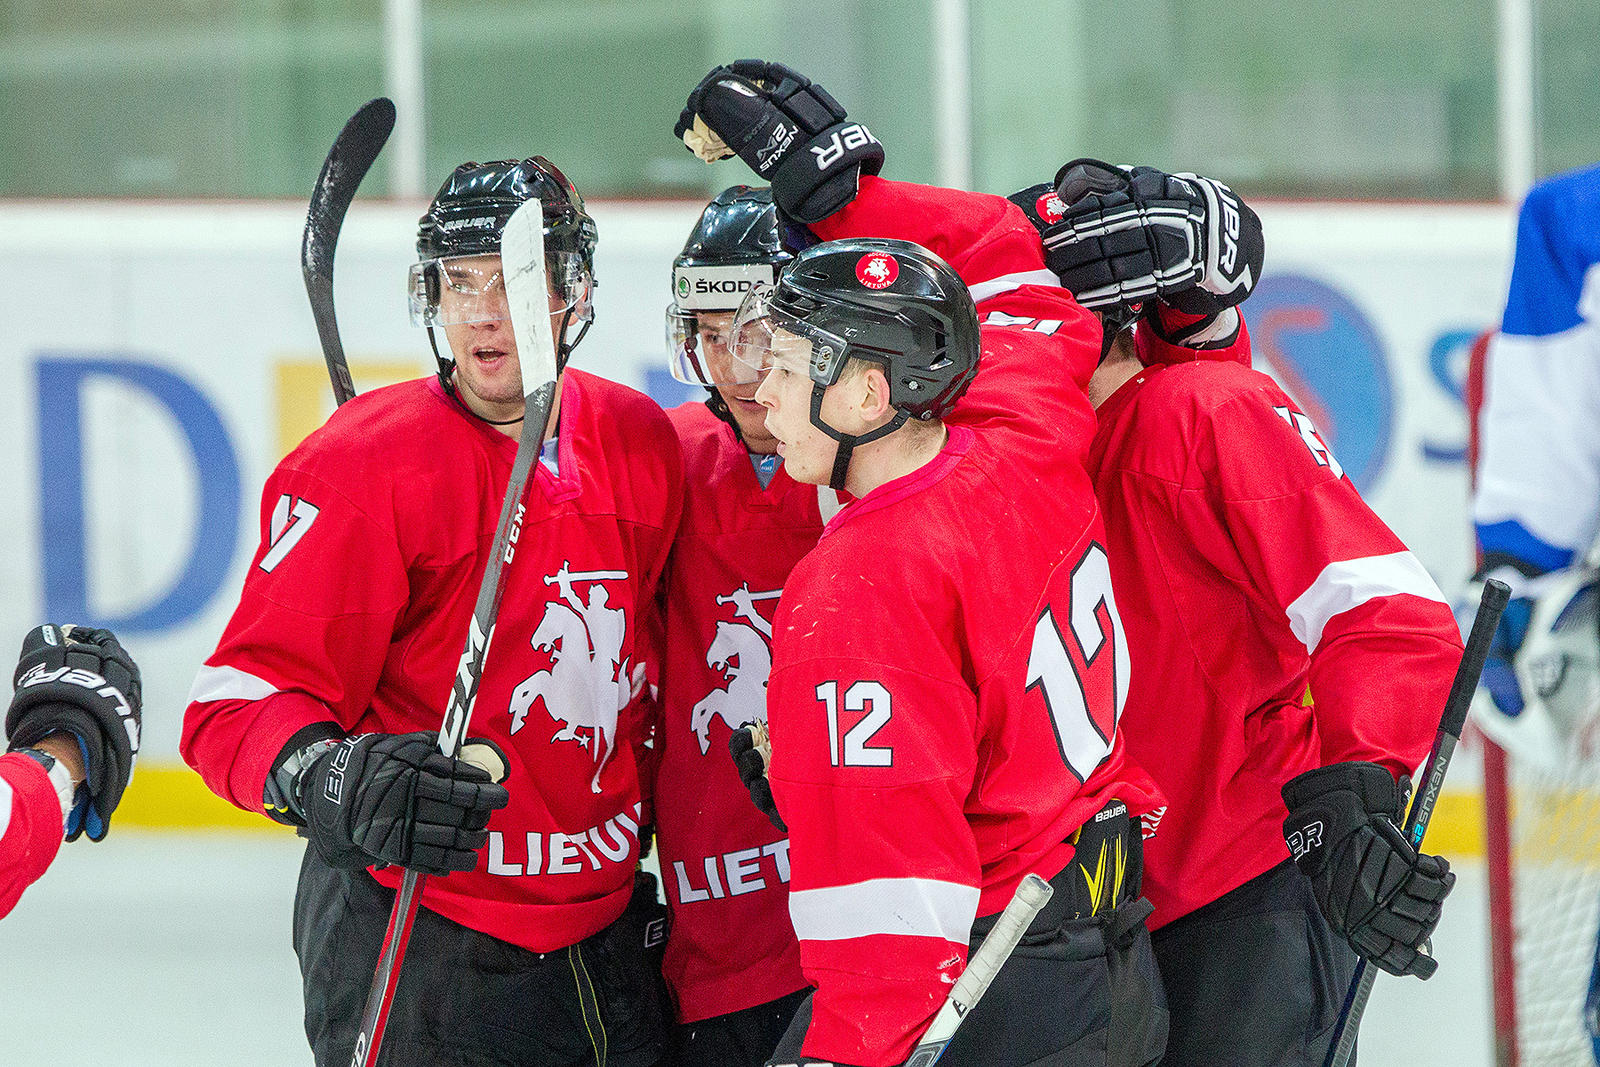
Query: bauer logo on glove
675 59 885 223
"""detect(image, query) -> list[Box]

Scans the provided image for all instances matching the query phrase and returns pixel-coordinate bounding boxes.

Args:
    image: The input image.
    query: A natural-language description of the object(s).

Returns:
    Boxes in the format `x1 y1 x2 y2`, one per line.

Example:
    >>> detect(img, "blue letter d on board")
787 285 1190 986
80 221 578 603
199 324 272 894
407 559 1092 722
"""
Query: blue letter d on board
37 355 240 633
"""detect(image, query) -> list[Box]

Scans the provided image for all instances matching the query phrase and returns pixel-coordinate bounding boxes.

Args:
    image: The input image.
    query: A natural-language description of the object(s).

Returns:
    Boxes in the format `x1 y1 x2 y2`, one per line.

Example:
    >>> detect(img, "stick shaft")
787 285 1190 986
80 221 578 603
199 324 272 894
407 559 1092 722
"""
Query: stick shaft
1321 578 1511 1067
347 198 560 1066
903 873 1054 1067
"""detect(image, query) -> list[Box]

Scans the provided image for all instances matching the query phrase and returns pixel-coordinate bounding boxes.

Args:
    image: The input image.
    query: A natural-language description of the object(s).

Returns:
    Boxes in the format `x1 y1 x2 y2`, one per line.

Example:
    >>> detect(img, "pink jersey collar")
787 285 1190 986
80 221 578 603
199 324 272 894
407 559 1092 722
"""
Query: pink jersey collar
820 423 974 538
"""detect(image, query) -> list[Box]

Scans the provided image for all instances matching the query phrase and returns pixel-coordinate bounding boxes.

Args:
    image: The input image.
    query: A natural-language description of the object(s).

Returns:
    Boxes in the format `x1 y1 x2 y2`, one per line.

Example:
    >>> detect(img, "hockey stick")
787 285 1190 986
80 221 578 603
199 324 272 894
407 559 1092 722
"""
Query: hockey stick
302 97 396 407
347 197 561 1067
1320 577 1512 1067
903 872 1055 1067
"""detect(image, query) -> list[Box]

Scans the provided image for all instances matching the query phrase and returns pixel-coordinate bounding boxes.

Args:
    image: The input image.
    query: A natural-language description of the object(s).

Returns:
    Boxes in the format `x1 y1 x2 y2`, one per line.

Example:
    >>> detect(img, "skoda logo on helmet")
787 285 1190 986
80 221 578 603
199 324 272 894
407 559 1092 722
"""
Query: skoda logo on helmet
856 252 899 290
677 276 691 299
1035 192 1067 223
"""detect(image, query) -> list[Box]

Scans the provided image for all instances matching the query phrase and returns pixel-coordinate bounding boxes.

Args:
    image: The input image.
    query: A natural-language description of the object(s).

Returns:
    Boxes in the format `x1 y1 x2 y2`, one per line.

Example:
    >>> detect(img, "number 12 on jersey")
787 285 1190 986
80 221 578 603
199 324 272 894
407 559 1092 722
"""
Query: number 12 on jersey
815 680 894 768
1026 543 1129 782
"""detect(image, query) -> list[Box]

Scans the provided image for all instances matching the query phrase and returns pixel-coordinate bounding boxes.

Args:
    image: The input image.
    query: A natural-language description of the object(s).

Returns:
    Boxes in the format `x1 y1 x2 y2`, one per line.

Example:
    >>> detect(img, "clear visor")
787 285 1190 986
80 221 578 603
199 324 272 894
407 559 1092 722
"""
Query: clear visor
727 286 850 385
665 306 756 386
409 252 594 328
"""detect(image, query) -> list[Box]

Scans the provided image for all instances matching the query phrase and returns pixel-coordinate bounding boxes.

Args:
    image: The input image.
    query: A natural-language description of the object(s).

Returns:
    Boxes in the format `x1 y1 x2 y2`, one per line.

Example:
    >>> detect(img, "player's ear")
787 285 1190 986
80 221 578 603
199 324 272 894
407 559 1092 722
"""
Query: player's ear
858 363 894 423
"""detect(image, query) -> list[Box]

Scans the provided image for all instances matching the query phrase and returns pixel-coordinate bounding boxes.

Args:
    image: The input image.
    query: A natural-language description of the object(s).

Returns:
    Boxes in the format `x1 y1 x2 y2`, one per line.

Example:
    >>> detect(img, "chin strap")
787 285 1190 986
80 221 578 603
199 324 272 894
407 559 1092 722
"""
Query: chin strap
704 388 747 445
810 382 908 492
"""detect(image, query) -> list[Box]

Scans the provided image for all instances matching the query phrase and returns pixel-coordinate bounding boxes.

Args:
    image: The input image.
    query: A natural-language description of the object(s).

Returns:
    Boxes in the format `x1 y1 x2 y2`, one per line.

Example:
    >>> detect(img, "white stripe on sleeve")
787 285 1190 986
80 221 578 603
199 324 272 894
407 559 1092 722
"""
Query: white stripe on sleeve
1285 552 1448 652
187 664 281 705
788 876 981 944
968 270 1060 304
0 776 13 838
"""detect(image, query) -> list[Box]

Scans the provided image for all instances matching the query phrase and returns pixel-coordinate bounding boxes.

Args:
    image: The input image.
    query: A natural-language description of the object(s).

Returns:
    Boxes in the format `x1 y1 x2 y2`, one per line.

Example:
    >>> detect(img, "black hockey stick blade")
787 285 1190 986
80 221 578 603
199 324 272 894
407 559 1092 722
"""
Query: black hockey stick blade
348 198 560 1067
302 97 396 407
1320 578 1511 1067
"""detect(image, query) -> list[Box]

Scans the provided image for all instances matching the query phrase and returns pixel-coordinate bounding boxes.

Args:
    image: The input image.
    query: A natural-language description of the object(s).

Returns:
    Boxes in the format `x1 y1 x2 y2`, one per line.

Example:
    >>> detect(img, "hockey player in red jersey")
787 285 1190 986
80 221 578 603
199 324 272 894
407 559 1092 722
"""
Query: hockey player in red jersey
654 186 824 1066
182 158 681 1067
675 62 1168 1067
1 624 141 918
1015 160 1463 1066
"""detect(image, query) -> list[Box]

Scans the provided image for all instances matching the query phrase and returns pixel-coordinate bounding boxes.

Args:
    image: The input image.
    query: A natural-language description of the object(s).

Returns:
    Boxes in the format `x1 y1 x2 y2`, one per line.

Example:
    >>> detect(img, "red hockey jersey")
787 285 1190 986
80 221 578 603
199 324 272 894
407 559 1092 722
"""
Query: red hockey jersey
182 370 682 952
0 753 64 919
652 401 835 1023
767 178 1163 1066
1091 337 1462 928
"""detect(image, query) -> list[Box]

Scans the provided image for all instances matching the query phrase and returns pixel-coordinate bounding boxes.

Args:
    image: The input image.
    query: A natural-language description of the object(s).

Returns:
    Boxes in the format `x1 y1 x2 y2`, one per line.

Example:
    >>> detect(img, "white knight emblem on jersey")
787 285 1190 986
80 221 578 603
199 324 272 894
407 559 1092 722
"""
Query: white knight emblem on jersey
509 561 639 793
691 584 781 755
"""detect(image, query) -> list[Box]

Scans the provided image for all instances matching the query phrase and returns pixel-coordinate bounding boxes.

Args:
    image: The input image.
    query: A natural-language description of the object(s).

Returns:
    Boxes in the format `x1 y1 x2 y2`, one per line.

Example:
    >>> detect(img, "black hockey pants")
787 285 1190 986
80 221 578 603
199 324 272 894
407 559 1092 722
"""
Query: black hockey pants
667 987 809 1067
292 845 670 1067
767 801 1169 1067
1150 857 1360 1067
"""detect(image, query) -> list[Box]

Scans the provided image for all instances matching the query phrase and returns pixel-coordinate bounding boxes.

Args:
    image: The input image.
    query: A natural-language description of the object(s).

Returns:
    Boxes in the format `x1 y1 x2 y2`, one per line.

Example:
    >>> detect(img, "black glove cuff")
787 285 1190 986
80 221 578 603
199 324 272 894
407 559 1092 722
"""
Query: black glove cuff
302 737 379 869
264 721 345 826
1282 760 1404 819
7 698 110 796
772 124 883 223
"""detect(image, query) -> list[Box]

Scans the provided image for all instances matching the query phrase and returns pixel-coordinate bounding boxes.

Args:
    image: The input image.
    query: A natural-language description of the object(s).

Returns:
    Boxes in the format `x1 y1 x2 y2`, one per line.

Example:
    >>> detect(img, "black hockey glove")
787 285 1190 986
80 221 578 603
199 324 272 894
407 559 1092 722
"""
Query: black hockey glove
1018 158 1263 317
675 59 884 223
728 721 785 832
6 624 142 841
300 732 510 876
1282 761 1455 979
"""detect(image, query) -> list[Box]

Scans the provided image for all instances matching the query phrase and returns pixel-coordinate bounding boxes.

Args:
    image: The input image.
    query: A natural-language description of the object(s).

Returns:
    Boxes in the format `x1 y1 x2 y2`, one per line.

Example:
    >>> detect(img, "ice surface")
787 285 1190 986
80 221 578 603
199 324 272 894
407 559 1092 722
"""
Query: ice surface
0 832 1497 1065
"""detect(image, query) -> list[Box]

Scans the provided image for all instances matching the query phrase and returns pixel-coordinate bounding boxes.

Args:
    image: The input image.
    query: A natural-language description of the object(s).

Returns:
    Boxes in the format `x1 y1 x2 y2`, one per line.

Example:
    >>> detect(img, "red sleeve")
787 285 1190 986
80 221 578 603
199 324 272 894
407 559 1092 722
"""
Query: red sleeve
811 175 1104 460
1198 383 1462 776
0 753 65 919
181 462 409 812
767 572 980 1067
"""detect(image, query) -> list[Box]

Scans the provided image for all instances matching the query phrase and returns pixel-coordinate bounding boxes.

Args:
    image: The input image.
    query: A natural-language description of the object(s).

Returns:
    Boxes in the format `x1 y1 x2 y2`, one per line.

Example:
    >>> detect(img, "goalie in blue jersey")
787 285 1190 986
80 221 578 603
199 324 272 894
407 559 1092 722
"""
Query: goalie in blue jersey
1470 160 1600 1066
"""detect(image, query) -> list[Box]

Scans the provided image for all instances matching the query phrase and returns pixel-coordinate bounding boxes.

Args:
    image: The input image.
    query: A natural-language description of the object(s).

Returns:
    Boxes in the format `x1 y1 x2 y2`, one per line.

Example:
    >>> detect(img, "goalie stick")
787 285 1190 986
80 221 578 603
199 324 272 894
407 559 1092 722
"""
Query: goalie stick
302 97 395 407
1320 577 1512 1067
902 872 1055 1067
346 198 562 1067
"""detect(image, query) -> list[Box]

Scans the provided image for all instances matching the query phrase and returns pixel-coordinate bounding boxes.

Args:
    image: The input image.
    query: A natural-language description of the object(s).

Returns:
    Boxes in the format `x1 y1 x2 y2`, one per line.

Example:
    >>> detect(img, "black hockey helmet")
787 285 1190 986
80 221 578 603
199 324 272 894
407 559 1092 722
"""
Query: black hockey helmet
729 236 980 488
668 186 794 390
411 157 598 385
416 156 597 269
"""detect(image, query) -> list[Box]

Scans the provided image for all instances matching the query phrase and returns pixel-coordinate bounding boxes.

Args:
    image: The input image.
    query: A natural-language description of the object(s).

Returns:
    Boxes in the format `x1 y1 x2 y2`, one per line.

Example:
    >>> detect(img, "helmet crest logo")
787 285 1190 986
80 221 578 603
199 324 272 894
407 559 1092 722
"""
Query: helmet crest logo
856 252 899 290
1035 192 1067 223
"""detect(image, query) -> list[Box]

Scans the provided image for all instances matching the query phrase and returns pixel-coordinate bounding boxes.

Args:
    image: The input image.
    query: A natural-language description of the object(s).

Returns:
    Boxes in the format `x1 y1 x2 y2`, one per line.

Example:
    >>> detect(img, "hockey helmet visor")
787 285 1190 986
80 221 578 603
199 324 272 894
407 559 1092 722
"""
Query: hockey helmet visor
727 284 851 387
668 283 783 387
409 251 594 328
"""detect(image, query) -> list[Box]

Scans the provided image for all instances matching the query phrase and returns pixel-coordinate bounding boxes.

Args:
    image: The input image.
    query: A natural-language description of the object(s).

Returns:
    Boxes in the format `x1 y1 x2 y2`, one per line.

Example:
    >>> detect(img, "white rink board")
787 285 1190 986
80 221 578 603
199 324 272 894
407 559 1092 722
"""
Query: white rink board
0 196 1516 765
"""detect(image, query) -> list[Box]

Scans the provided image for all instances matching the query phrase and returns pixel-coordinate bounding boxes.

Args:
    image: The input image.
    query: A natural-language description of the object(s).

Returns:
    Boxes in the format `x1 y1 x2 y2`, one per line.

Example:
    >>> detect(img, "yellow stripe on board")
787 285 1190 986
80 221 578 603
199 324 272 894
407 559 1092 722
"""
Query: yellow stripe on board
120 760 1503 856
1421 789 1484 858
117 762 292 834
274 356 428 457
